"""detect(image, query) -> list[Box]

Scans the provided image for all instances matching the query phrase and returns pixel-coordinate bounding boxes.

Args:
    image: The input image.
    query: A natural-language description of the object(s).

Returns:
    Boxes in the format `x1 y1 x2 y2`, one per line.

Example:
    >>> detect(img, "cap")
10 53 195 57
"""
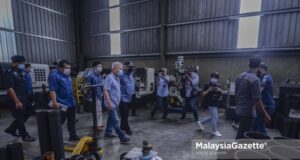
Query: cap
124 61 135 67
11 55 25 63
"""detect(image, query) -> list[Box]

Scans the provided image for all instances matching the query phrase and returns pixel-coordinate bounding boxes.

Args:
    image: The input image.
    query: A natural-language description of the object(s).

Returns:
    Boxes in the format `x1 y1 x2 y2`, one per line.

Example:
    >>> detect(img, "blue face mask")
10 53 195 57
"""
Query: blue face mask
117 69 124 76
18 64 25 70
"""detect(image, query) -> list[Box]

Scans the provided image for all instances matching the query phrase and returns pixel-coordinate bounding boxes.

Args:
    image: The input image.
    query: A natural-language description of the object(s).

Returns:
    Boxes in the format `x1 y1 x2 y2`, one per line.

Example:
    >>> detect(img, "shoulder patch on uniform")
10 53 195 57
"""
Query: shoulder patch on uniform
262 78 267 83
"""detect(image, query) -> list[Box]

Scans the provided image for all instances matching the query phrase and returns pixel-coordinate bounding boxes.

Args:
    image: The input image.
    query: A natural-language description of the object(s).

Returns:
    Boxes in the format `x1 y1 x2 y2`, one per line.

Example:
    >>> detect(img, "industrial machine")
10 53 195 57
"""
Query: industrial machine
273 82 300 138
133 68 155 99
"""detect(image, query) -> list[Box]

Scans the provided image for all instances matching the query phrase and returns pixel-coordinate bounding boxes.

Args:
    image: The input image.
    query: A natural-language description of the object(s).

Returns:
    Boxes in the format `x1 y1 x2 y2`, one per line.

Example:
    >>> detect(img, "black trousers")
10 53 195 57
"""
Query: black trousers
61 107 77 137
151 96 169 118
236 115 255 139
120 102 131 132
7 104 31 137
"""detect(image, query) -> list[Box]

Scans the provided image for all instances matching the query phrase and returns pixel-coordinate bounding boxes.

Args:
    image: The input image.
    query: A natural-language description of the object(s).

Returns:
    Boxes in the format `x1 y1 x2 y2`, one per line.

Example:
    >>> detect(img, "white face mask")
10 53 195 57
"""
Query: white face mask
117 69 123 76
96 66 102 73
63 68 71 76
211 78 218 83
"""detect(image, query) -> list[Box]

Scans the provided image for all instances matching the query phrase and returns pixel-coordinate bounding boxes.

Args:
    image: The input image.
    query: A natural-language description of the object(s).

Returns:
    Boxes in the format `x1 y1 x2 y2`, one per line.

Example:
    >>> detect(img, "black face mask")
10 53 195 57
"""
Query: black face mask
256 70 261 77
127 68 133 73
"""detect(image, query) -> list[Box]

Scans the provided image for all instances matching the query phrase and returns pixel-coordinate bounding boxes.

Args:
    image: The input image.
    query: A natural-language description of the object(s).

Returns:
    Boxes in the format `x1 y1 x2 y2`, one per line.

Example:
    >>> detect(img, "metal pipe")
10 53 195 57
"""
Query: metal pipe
17 0 68 17
167 47 300 56
84 53 160 60
0 27 74 44
167 8 300 27
83 0 154 15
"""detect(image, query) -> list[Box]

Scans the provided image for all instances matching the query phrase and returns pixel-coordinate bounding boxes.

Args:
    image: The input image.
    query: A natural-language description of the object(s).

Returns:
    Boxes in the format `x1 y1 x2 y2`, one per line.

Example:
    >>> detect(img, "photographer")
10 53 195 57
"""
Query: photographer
179 66 200 122
151 67 170 119
198 72 225 137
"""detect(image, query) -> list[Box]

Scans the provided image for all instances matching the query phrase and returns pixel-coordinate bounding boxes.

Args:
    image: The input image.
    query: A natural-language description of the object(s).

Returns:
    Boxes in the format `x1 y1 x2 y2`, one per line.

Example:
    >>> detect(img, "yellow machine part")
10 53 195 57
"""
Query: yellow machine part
71 136 93 155
64 136 104 157
72 77 86 104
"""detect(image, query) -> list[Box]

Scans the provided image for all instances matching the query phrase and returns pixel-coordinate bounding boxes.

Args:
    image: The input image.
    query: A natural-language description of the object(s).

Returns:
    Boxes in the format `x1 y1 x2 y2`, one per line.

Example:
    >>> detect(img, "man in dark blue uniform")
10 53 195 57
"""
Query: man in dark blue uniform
48 60 80 141
86 61 104 131
120 61 135 135
4 55 36 141
253 63 275 134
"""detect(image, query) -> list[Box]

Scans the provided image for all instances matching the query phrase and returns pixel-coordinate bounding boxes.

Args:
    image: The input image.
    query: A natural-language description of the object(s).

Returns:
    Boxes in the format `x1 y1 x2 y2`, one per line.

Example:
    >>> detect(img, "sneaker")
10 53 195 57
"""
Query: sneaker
232 122 239 129
22 135 36 142
4 128 20 137
120 137 130 144
197 121 205 130
69 135 81 141
212 131 222 137
104 134 118 139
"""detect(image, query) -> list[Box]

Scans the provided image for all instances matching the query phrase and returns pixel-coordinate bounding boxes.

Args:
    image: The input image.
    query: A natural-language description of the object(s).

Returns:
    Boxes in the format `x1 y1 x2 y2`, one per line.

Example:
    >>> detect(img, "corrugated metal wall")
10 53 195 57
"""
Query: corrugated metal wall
259 0 300 48
79 0 161 58
0 0 17 62
79 0 110 58
167 0 240 53
11 0 76 64
120 0 160 55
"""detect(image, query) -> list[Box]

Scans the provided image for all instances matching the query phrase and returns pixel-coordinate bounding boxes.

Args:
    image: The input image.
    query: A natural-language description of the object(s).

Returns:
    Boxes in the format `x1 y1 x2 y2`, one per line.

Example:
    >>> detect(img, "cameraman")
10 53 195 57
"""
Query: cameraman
198 72 225 137
151 67 170 119
179 66 200 123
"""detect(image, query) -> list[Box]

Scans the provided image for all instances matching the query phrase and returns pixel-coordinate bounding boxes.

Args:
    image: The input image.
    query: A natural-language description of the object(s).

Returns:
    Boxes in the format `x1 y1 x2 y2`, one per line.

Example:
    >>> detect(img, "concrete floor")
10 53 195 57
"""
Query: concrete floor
0 105 281 160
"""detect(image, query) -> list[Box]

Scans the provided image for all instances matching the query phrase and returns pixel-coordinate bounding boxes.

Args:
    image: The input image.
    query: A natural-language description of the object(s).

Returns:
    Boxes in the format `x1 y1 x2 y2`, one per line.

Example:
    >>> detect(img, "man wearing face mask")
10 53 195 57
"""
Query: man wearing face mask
119 62 135 135
179 66 200 123
151 67 170 119
235 55 271 139
49 60 80 141
86 61 104 131
253 63 275 135
103 62 130 144
198 72 225 137
4 55 35 141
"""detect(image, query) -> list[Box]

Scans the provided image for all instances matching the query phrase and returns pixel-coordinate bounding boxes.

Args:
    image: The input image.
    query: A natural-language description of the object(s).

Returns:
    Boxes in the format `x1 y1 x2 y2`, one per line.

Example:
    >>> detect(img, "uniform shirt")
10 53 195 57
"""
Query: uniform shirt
48 68 57 83
204 82 222 107
156 75 169 97
185 72 199 98
120 72 135 103
260 73 275 108
103 73 121 109
6 68 30 105
24 71 33 95
86 71 103 99
235 69 261 118
48 70 75 107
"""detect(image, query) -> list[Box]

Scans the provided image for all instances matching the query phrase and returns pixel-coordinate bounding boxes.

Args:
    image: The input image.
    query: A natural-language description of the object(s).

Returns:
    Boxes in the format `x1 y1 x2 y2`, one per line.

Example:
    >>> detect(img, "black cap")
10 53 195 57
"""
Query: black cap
124 61 135 67
11 55 25 63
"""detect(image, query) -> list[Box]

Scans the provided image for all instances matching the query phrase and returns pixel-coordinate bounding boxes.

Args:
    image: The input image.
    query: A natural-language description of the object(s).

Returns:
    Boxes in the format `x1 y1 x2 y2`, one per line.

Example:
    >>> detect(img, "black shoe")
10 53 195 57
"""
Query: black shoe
126 130 133 135
162 116 168 120
4 128 20 137
120 137 130 144
22 135 36 142
178 117 185 120
104 134 118 139
69 135 81 141
131 114 139 117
